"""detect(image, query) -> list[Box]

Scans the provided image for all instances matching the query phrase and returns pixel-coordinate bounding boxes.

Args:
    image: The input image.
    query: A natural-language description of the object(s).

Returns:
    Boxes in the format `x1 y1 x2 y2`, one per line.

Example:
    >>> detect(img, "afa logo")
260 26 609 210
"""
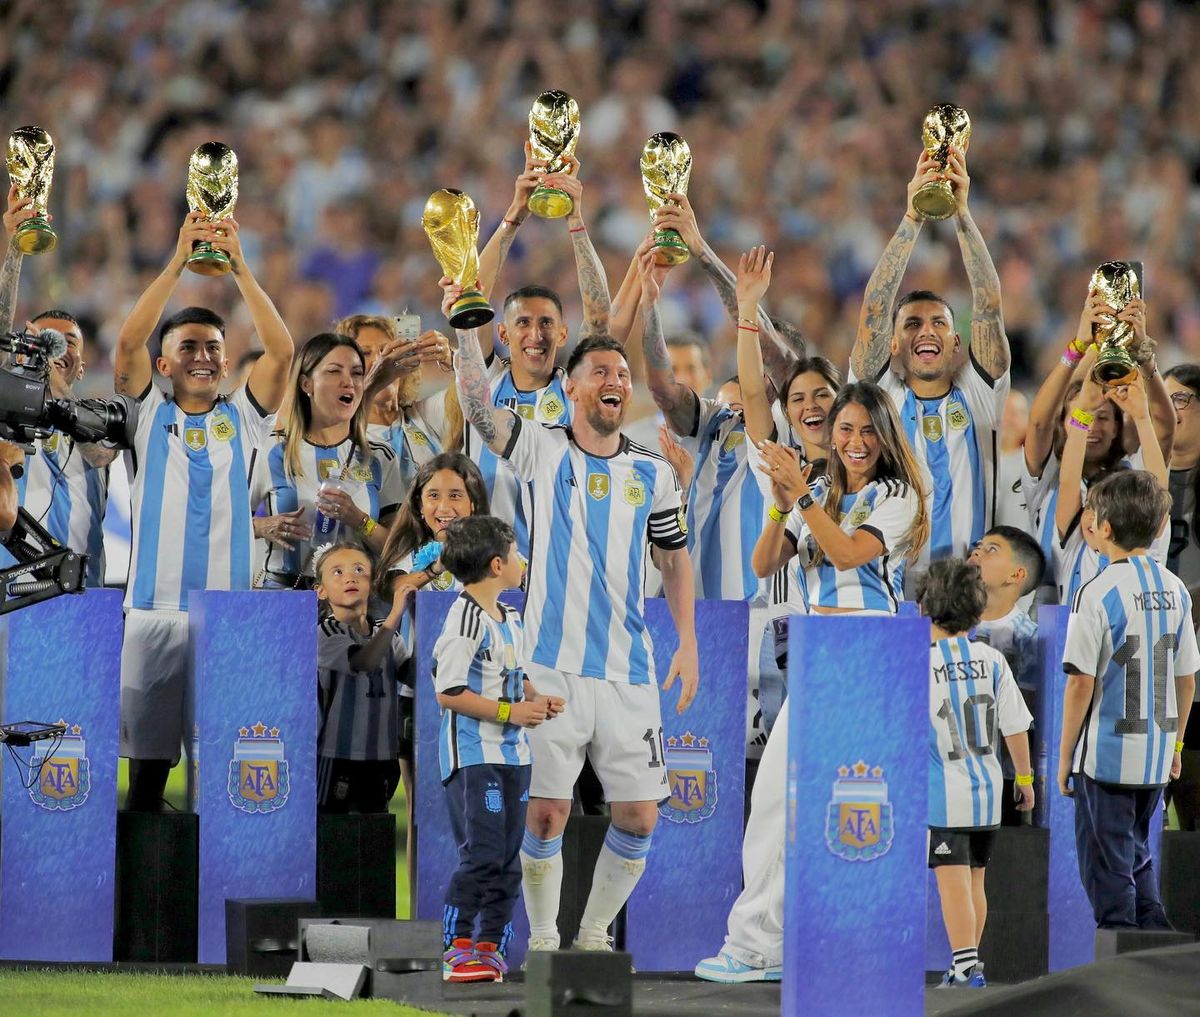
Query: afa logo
946 400 968 431
28 721 89 812
722 430 746 454
227 722 290 814
825 760 894 862
485 782 503 814
539 393 566 422
212 413 236 442
404 423 431 448
658 731 718 825
847 503 871 528
623 476 646 506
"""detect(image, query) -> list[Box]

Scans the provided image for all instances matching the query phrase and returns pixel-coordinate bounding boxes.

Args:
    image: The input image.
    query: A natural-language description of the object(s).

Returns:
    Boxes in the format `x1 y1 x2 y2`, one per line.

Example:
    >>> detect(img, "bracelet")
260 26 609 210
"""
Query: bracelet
737 316 757 326
1176 740 1185 753
359 516 378 538
496 701 512 724
502 218 520 228
568 224 587 234
737 325 760 333
1062 344 1083 366
767 504 789 524
1069 407 1095 431
1015 773 1035 787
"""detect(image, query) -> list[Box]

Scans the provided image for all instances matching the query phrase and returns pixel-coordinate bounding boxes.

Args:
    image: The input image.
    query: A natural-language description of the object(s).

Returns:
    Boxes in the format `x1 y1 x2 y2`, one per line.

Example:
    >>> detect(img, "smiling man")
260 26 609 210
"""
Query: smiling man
850 146 1010 573
111 210 294 811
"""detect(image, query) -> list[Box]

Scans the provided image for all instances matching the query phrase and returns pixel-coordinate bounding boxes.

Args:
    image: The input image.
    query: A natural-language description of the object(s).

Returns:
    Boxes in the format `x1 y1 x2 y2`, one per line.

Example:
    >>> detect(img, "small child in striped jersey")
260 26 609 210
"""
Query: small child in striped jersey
433 515 564 984
920 558 1035 989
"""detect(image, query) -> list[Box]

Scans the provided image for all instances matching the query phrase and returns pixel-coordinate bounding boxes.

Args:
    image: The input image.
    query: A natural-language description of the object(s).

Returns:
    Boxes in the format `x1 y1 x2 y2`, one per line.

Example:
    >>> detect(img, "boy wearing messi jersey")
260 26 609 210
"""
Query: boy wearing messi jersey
112 212 294 810
920 559 1035 989
1060 471 1198 929
432 516 564 983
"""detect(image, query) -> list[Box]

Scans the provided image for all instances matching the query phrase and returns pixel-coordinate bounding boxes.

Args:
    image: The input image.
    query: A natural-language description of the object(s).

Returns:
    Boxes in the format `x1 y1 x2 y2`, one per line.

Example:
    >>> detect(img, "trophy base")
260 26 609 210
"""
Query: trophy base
14 217 57 255
186 242 232 277
1093 352 1139 389
652 227 690 266
449 290 495 330
911 180 957 221
528 186 574 219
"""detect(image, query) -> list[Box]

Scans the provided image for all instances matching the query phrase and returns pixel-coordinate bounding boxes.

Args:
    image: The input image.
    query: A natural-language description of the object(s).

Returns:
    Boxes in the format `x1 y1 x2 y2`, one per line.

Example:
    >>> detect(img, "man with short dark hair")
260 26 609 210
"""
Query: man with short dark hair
112 210 294 811
851 147 1011 574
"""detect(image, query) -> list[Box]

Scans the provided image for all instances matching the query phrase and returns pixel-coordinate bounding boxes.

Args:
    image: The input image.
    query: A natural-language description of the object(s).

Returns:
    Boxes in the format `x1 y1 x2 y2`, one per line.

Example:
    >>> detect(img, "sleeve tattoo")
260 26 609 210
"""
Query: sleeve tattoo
571 230 611 339
853 216 921 380
955 211 1009 380
454 327 513 452
641 301 697 434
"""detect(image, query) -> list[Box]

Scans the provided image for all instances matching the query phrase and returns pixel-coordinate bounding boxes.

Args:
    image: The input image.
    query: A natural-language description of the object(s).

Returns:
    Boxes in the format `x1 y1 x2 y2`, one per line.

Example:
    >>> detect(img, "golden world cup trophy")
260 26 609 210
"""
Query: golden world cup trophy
185 142 238 276
422 189 494 329
911 104 972 221
1089 261 1141 387
6 126 58 254
527 90 581 219
641 132 692 266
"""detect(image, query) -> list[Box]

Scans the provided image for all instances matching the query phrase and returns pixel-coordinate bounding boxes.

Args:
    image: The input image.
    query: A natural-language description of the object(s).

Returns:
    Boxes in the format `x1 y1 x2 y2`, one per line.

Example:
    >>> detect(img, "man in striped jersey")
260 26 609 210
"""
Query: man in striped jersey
450 277 698 955
850 147 1010 579
462 150 611 557
1060 470 1198 928
921 559 1034 988
111 211 294 810
0 193 110 586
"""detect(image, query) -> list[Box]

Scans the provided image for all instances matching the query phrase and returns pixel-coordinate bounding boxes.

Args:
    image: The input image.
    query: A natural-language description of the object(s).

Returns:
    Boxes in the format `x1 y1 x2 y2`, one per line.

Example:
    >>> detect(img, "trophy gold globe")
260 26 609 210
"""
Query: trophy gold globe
911 104 971 222
422 189 494 329
185 142 239 276
641 132 693 266
1089 261 1141 388
6 126 58 255
527 90 581 219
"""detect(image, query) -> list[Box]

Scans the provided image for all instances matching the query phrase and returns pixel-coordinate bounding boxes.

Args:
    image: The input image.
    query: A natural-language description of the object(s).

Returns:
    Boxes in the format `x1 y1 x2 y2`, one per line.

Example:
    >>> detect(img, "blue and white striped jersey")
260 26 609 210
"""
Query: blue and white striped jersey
126 385 272 611
249 433 404 579
16 433 107 587
317 612 413 760
368 388 450 490
929 636 1032 828
858 359 1008 568
500 417 687 684
973 606 1039 691
785 476 919 613
463 358 571 558
432 594 530 781
1063 555 1200 787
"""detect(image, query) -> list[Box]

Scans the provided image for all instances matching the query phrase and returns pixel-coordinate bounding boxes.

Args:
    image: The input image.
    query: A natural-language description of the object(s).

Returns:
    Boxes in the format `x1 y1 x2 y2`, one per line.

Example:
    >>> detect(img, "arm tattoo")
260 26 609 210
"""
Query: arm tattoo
697 243 739 321
571 230 611 339
955 210 1009 379
0 244 23 337
641 301 697 434
455 327 513 452
853 216 921 379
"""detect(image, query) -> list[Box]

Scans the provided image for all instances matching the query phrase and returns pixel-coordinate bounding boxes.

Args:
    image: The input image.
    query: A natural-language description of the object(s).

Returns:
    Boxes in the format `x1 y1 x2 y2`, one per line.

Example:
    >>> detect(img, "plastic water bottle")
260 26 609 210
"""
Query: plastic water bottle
313 478 346 545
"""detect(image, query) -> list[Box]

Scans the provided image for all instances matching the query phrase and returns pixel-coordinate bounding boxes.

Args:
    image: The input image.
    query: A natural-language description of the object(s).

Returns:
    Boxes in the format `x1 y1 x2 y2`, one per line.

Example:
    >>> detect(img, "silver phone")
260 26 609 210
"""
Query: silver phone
394 313 421 343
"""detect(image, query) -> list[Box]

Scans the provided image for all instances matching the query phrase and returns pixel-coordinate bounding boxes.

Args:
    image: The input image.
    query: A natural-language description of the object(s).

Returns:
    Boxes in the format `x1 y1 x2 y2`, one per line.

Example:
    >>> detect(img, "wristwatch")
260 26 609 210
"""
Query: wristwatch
797 493 815 510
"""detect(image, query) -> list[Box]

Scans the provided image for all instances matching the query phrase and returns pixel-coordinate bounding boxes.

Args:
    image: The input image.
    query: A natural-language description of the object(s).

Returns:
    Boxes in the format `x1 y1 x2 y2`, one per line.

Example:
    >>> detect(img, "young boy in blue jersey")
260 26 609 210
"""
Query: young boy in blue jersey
920 559 1035 988
432 515 564 983
1060 470 1198 928
968 525 1046 824
313 542 412 814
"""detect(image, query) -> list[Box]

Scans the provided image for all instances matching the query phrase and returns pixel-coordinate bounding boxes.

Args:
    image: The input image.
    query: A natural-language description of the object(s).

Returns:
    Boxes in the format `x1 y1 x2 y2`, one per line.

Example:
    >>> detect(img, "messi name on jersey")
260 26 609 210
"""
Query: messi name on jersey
825 760 894 862
227 722 290 814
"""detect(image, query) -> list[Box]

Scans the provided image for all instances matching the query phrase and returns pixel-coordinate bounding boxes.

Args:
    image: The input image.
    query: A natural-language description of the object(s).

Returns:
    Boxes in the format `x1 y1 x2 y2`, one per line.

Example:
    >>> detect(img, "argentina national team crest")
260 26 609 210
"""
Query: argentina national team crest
28 721 89 811
227 722 290 814
658 731 717 824
825 760 894 861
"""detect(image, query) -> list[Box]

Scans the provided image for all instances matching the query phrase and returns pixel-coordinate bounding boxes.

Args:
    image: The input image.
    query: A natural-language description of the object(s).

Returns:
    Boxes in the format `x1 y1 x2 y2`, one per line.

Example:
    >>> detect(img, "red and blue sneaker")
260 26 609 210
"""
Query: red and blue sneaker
443 938 494 983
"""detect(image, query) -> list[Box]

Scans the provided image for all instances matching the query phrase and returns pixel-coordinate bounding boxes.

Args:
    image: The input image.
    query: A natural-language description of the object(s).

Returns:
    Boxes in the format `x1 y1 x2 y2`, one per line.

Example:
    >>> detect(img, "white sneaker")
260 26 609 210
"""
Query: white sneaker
573 932 615 952
527 935 560 952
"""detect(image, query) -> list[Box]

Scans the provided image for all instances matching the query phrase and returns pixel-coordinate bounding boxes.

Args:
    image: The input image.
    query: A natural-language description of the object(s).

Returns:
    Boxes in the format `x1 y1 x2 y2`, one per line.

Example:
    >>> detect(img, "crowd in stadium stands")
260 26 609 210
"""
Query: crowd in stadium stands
3 0 1200 991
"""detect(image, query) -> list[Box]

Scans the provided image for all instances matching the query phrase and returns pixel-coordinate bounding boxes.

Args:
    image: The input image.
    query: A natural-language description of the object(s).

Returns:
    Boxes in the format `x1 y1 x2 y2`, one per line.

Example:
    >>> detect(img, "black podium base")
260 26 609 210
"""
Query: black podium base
114 811 199 962
1161 830 1200 935
316 813 397 918
225 897 322 977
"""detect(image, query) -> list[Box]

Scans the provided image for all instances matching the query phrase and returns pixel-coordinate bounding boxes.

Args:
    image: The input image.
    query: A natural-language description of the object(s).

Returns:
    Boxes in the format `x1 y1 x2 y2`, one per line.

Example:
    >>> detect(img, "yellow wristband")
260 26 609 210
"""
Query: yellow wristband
1176 740 1185 753
1015 773 1034 787
496 701 511 724
359 516 377 538
1071 407 1095 427
767 504 789 524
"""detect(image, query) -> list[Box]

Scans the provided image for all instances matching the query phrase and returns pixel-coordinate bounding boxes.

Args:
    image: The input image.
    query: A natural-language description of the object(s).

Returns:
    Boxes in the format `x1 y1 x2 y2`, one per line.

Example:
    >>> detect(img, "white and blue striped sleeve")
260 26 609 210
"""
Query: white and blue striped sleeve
858 481 919 554
1062 588 1104 677
994 654 1033 736
499 412 559 481
432 602 484 694
376 445 405 518
1174 598 1200 677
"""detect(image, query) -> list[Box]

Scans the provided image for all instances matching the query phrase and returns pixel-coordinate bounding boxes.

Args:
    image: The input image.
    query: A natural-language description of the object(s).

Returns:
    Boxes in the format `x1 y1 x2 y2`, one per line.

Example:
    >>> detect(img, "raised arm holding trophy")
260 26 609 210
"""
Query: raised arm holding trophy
1088 261 1143 388
422 188 494 330
910 104 971 222
641 131 693 266
185 142 239 276
6 126 58 254
527 90 581 219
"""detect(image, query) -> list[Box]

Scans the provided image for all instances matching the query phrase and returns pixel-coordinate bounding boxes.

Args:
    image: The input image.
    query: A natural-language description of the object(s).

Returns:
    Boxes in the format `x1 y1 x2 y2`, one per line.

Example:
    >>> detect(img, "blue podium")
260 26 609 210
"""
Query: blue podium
190 591 317 965
783 614 929 1017
0 590 122 961
413 591 747 971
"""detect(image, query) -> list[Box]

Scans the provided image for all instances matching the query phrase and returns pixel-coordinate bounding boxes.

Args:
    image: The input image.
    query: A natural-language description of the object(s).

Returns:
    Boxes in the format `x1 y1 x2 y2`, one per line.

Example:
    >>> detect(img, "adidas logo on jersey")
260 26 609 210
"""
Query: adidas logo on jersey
934 841 952 856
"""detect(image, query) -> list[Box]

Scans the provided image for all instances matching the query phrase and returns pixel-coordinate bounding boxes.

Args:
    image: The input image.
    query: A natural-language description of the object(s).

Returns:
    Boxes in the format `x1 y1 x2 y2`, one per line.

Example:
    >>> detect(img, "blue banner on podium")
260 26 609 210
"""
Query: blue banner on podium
191 591 317 964
414 592 746 971
784 615 929 1017
0 590 122 961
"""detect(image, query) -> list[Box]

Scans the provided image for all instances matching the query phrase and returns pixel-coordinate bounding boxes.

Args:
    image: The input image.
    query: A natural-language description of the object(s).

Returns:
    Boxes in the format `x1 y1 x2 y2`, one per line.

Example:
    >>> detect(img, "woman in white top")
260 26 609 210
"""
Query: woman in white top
251 332 404 588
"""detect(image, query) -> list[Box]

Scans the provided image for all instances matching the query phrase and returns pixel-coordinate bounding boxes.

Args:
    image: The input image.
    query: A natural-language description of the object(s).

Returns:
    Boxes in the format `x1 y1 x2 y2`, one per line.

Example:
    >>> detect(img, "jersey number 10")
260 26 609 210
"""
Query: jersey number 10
936 694 996 761
1112 633 1179 736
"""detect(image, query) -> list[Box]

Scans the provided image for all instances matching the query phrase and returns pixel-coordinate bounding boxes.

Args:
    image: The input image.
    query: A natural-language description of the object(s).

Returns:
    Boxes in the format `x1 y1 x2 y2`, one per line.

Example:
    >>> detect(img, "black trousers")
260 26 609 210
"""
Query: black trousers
443 762 531 947
1074 771 1169 929
317 757 400 814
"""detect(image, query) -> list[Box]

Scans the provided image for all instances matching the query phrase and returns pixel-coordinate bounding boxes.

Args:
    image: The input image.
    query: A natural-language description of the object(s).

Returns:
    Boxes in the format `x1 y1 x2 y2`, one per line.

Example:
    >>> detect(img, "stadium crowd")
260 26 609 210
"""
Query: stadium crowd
2 0 1200 992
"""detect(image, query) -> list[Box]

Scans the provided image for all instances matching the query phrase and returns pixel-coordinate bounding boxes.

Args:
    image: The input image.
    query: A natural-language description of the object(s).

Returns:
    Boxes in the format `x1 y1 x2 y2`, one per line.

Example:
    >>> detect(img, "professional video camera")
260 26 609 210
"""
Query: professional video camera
0 327 134 615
